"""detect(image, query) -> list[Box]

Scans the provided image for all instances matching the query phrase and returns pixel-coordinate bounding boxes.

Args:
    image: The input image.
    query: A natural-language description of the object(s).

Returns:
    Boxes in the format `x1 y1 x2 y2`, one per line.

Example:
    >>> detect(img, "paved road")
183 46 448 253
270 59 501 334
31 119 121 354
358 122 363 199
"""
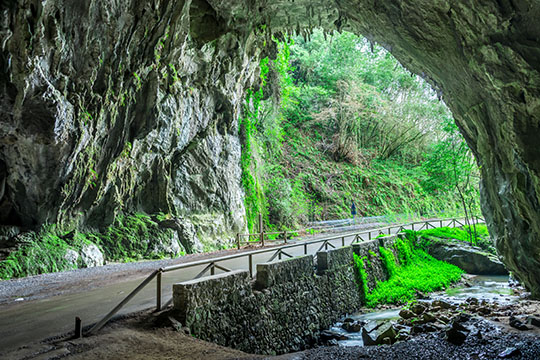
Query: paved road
0 218 466 354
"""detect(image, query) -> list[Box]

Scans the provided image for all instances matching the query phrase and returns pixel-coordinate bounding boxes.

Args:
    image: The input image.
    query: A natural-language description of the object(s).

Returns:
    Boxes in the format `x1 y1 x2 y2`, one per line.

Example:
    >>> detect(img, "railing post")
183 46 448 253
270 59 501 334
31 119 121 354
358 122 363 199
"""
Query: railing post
342 236 345 246
304 243 308 254
440 220 443 228
156 270 162 311
368 231 372 240
388 227 391 234
412 223 415 231
259 213 264 247
74 317 82 339
210 263 215 275
324 240 328 250
236 233 241 249
249 254 253 277
278 250 282 260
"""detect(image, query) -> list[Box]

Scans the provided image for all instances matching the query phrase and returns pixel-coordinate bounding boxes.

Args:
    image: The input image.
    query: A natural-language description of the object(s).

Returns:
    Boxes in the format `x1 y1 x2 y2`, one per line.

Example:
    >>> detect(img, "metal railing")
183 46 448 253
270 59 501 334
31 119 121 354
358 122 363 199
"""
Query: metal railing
85 215 484 336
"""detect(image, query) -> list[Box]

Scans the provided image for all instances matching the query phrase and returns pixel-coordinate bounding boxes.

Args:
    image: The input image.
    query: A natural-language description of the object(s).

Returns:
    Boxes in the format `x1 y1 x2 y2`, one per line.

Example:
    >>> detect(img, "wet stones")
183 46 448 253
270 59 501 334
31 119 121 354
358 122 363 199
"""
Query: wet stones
362 322 398 346
341 319 364 333
432 300 454 310
509 316 530 331
498 347 521 358
528 316 540 328
410 302 427 315
445 320 470 345
320 330 348 342
398 308 415 319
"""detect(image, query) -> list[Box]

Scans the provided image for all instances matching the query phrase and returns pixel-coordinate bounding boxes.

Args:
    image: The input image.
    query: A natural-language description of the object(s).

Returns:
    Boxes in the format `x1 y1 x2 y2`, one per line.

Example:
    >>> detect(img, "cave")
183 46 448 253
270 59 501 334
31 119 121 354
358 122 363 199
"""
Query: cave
0 1 539 296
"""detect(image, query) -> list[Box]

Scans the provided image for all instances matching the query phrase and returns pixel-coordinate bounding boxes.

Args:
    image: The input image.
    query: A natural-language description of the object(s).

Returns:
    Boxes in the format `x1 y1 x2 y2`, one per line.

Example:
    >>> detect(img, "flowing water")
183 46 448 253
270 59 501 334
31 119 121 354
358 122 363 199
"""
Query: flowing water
328 275 516 347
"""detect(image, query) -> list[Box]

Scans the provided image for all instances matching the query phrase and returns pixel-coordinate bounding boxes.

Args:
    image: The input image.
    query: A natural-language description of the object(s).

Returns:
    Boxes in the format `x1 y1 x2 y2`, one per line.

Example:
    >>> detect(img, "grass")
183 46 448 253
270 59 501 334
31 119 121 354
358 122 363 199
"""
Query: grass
354 235 464 307
415 224 494 253
0 224 77 280
0 212 184 280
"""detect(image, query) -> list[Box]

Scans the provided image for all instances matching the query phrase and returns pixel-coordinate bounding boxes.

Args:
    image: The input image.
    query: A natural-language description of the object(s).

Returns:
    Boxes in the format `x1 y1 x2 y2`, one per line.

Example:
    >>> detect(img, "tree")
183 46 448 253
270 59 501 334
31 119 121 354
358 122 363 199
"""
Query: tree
422 120 480 242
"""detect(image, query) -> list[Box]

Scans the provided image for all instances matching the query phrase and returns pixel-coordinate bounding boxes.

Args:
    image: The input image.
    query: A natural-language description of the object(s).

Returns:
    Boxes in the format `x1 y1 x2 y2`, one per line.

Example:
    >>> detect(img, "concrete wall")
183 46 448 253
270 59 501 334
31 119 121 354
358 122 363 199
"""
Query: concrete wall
172 236 399 355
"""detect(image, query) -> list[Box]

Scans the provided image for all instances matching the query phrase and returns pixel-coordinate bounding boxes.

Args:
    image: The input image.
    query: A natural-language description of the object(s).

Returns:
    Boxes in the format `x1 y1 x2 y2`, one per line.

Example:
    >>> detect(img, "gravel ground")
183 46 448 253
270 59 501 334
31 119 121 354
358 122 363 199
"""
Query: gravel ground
279 317 540 360
0 247 261 304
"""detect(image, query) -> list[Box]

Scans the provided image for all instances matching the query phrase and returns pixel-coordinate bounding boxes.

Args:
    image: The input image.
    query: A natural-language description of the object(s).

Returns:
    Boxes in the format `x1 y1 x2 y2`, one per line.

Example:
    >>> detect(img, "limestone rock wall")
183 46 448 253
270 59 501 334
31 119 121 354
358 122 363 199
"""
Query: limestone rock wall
0 0 262 246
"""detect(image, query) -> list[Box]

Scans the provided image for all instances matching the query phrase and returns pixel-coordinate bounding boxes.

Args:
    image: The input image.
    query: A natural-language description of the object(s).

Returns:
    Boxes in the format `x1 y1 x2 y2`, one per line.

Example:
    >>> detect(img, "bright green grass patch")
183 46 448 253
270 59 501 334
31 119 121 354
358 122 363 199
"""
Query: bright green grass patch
416 225 489 243
366 249 463 307
355 235 464 308
416 225 494 253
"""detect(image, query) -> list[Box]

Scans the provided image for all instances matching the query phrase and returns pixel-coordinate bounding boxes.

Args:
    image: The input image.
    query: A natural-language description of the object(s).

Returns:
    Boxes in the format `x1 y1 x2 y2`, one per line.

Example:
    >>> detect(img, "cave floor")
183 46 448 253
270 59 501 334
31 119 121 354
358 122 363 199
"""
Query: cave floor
3 299 539 360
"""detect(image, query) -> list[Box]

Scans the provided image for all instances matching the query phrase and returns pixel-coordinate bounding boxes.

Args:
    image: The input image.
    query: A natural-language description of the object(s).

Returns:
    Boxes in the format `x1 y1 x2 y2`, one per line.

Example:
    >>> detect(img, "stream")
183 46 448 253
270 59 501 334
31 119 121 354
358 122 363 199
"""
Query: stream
328 275 517 347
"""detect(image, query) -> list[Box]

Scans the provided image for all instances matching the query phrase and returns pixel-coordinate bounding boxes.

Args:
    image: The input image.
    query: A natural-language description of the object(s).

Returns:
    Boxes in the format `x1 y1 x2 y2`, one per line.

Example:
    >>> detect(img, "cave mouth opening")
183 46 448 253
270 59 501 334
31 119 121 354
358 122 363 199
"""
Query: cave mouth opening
245 27 481 237
0 0 538 297
195 0 540 297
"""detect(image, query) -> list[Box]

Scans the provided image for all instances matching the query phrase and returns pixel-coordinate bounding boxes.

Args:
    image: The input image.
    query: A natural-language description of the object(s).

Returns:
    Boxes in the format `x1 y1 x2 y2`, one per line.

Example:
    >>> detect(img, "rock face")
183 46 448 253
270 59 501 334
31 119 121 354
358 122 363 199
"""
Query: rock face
1 1 539 294
425 240 508 275
0 0 252 246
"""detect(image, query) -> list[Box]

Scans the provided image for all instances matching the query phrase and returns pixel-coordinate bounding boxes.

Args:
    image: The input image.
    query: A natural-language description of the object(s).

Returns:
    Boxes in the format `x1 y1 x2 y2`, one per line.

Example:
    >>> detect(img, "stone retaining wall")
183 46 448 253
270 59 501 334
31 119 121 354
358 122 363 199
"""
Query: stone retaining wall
172 236 400 355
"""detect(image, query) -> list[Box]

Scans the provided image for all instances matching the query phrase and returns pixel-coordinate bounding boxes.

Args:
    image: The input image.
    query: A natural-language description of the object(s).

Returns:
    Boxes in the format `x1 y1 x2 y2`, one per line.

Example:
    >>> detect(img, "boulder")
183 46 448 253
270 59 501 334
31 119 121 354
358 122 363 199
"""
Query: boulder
399 309 415 319
432 300 454 310
527 316 540 328
64 249 80 268
80 243 104 267
509 316 530 331
342 321 363 333
150 228 183 258
320 330 348 342
159 218 203 254
426 240 508 275
499 347 521 358
410 302 427 315
362 322 397 346
446 321 469 345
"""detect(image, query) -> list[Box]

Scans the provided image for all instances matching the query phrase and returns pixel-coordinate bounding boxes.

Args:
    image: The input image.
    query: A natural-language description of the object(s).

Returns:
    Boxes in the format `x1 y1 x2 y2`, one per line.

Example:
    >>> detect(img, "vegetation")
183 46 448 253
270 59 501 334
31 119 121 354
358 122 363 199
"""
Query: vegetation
354 235 463 307
0 224 81 280
240 29 481 232
0 213 182 280
414 225 495 254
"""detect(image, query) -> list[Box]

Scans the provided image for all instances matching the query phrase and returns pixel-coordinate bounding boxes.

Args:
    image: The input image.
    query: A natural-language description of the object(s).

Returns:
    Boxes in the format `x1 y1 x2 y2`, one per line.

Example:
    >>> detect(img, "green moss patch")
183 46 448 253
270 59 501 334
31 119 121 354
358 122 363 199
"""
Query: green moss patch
415 225 494 253
355 236 463 308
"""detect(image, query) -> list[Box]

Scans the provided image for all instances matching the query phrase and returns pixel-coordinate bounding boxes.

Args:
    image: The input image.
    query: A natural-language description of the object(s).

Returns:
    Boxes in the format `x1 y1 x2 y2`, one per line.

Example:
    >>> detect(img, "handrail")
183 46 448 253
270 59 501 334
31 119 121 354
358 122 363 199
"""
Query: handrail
83 215 484 336
236 215 486 246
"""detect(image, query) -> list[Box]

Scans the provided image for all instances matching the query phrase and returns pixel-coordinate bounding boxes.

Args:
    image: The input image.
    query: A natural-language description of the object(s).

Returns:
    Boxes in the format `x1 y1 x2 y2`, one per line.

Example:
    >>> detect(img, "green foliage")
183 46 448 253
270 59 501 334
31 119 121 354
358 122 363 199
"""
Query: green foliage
96 213 166 261
0 212 183 280
393 236 414 266
379 246 397 278
421 118 480 228
239 56 272 233
0 225 76 280
354 235 464 307
416 225 494 253
366 249 463 307
241 29 479 230
353 253 370 299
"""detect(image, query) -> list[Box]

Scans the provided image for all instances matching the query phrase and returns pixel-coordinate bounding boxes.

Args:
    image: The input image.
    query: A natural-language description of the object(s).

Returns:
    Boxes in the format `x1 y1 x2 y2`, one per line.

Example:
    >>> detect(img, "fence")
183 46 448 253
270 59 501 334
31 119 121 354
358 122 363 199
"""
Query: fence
85 215 484 336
